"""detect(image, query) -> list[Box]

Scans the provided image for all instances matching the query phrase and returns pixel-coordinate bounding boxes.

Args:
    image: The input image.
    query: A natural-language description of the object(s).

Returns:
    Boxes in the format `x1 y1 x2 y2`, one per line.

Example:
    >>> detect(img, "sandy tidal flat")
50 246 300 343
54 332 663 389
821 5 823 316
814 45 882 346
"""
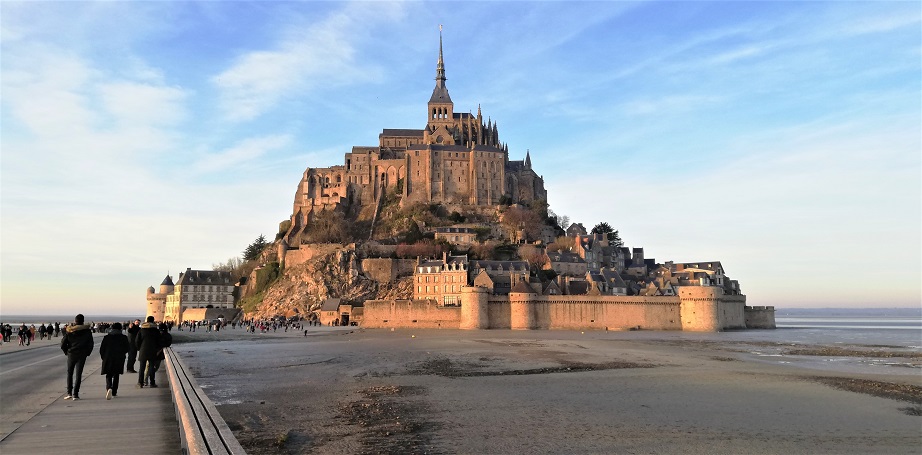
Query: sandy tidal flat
171 328 921 454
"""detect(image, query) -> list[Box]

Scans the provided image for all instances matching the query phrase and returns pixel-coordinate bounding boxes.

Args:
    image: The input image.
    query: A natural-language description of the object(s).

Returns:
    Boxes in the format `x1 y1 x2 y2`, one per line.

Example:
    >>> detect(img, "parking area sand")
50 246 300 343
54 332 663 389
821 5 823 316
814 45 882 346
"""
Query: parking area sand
171 327 921 454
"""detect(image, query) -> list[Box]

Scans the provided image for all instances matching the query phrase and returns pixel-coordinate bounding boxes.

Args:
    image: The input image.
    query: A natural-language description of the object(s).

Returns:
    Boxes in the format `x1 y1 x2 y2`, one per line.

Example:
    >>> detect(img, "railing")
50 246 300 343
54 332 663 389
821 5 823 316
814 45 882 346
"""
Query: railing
164 348 246 455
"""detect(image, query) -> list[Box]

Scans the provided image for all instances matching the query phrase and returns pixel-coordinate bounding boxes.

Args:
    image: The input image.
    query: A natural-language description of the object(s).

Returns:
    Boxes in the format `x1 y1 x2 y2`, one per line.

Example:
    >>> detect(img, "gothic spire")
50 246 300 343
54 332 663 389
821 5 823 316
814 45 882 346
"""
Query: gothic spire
428 25 452 104
436 25 446 88
525 150 532 169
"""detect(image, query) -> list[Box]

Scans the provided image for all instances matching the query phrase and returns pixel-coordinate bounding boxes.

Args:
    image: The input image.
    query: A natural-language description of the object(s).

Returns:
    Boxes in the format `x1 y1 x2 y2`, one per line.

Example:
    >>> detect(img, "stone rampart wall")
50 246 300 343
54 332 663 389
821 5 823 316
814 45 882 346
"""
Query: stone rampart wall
181 307 241 324
362 288 748 332
361 299 462 329
745 306 777 329
361 258 397 283
283 243 346 267
361 258 418 283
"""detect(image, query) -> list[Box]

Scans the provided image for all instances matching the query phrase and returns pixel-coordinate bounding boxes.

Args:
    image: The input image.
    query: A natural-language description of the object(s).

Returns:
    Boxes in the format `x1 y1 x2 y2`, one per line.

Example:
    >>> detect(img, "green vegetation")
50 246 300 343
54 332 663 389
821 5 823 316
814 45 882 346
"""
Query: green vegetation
255 262 281 291
239 291 264 313
591 222 624 247
244 234 269 261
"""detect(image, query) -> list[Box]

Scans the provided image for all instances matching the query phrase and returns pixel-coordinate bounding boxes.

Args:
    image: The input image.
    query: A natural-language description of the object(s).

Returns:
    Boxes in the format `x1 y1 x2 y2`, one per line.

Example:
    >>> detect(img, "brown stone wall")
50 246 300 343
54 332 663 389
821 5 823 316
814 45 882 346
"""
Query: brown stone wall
361 258 398 284
283 243 345 267
745 306 776 329
362 288 745 332
361 299 461 329
181 307 241 324
360 258 417 283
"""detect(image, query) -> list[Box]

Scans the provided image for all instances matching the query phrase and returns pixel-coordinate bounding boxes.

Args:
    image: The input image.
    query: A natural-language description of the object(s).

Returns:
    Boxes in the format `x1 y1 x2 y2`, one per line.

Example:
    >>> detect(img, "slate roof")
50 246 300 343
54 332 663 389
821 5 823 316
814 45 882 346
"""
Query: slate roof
567 280 590 295
429 85 452 103
176 269 232 285
321 298 341 311
381 129 424 137
510 280 537 294
470 260 529 272
601 268 627 288
160 275 174 286
547 252 584 263
507 160 525 172
435 227 476 234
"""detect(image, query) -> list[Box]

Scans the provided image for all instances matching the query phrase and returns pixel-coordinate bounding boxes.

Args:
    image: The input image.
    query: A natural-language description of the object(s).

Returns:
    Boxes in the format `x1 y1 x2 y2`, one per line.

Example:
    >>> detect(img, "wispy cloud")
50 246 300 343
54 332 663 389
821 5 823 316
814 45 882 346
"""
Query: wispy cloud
190 134 294 174
211 3 404 122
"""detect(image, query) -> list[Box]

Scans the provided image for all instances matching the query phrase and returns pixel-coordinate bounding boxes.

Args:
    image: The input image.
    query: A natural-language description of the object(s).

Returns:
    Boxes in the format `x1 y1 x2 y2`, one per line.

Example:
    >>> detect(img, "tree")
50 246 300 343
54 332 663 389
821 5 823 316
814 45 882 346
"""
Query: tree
243 234 269 261
518 244 549 270
591 222 615 236
500 206 543 243
590 222 624 247
306 209 349 243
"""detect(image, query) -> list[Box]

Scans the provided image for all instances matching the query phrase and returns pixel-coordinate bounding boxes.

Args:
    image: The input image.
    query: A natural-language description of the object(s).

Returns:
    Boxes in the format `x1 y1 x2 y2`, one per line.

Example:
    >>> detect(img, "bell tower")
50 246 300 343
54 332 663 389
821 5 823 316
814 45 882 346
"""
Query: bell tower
427 26 454 138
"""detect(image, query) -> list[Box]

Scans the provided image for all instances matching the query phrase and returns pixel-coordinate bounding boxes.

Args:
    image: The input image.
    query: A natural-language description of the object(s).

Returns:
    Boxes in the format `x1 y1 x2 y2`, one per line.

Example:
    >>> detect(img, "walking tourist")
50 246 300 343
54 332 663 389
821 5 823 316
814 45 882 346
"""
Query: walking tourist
100 322 130 400
136 316 161 388
61 314 94 400
149 323 173 380
126 319 141 373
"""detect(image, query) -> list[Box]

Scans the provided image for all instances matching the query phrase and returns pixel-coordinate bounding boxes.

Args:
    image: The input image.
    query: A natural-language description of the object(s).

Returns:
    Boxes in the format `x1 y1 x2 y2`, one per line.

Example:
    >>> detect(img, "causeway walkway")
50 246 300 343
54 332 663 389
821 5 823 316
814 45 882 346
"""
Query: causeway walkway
0 339 181 454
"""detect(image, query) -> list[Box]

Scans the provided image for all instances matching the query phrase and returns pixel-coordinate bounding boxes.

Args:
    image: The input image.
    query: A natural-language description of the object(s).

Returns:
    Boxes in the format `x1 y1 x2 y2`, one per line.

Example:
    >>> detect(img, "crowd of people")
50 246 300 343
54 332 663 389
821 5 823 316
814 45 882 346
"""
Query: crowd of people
6 312 342 401
0 320 131 347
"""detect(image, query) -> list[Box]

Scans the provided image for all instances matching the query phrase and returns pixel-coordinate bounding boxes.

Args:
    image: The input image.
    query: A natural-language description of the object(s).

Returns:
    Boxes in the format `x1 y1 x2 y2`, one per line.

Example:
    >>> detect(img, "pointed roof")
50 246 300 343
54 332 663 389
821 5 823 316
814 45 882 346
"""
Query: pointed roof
429 27 452 104
525 150 531 169
160 274 174 286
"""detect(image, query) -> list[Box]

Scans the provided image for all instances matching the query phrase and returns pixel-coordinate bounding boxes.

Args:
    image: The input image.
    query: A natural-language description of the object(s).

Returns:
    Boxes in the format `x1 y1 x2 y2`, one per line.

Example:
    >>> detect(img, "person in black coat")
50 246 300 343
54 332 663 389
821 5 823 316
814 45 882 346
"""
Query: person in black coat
61 314 94 400
126 319 141 373
135 316 161 388
100 322 130 399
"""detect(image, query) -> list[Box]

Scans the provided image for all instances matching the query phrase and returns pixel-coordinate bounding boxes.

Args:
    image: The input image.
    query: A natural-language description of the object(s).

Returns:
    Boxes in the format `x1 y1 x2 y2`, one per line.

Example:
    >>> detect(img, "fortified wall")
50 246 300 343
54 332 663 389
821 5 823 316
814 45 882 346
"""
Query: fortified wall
363 285 772 332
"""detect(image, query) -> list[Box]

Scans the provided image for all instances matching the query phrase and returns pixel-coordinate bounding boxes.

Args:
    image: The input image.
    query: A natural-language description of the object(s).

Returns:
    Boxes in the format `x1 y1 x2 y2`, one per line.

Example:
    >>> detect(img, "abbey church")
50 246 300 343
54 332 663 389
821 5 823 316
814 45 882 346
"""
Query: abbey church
284 33 546 245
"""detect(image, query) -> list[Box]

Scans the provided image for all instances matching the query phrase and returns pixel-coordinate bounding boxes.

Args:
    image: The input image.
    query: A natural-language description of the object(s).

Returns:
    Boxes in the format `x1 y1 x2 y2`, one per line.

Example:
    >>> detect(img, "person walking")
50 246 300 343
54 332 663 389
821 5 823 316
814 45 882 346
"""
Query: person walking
61 314 94 400
126 319 141 373
99 322 130 400
149 323 173 382
135 316 160 388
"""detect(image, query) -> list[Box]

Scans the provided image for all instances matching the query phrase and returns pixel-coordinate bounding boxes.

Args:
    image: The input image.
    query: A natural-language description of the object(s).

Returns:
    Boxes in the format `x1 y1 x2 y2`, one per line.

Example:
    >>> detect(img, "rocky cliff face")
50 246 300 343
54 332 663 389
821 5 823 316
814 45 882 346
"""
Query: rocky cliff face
252 246 412 319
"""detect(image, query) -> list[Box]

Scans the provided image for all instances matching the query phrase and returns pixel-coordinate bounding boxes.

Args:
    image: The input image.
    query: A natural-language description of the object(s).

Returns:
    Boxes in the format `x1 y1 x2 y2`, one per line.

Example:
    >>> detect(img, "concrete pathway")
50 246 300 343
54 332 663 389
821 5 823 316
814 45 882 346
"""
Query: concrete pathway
0 339 182 454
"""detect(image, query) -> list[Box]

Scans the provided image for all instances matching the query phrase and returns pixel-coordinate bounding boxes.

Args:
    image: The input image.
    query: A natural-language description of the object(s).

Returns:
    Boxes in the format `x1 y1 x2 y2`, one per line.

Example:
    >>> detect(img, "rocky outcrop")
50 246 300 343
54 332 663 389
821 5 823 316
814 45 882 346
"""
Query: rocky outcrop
253 247 378 319
375 276 414 301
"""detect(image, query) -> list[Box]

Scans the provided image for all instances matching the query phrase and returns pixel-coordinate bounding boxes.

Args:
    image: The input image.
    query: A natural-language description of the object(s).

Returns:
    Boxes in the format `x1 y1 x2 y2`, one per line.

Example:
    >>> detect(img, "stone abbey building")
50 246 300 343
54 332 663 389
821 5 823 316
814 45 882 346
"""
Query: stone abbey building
284 33 546 245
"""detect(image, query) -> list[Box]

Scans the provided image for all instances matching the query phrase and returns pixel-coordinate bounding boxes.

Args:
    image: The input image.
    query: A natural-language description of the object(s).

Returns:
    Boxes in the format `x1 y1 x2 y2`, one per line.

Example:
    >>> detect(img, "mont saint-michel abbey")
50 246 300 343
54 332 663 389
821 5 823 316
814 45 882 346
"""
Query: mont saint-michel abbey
284 34 546 245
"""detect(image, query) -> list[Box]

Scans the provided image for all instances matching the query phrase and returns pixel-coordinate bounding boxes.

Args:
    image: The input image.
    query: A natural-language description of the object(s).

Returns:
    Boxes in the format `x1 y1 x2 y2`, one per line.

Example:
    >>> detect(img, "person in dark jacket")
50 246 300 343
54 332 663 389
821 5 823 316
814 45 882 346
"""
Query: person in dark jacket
150 323 173 376
61 314 94 400
126 319 141 373
135 316 161 388
100 322 130 400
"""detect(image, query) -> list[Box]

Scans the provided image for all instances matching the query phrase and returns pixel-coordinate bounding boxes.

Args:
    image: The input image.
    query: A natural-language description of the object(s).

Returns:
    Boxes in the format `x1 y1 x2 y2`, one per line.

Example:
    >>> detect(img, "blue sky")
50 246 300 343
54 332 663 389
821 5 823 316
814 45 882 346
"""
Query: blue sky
2 1 919 316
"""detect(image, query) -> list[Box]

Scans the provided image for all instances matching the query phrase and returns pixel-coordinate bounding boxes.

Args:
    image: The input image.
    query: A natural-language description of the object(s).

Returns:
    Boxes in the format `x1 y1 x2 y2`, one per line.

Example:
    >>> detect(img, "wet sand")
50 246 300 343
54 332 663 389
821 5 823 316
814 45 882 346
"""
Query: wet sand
171 327 921 454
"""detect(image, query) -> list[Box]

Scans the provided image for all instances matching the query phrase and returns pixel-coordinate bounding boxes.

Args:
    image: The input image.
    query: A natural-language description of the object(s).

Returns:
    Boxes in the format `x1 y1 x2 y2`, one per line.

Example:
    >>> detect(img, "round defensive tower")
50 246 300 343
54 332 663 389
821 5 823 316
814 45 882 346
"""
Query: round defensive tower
678 286 722 332
509 280 537 330
459 286 489 329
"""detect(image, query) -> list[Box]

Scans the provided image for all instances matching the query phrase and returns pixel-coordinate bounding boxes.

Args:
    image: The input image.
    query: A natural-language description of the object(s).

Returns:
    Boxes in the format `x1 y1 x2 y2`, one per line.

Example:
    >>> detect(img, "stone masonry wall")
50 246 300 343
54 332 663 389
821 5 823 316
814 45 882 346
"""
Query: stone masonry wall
745 306 777 329
361 299 462 329
363 286 748 332
283 243 345 268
